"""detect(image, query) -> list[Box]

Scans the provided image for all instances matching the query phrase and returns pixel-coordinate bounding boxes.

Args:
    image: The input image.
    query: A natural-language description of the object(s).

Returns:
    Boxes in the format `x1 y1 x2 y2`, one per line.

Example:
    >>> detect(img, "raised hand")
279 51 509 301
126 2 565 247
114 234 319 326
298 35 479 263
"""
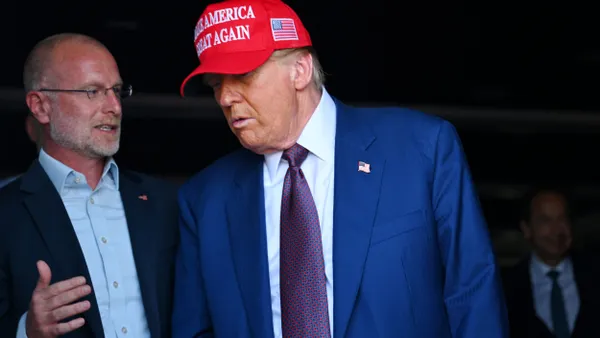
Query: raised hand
25 260 92 338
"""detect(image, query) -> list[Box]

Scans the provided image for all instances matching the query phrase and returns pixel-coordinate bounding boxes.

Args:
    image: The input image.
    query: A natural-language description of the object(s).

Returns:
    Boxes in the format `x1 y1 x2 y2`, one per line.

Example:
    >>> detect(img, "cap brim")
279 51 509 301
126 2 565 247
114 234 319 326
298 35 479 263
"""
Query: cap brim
180 49 273 97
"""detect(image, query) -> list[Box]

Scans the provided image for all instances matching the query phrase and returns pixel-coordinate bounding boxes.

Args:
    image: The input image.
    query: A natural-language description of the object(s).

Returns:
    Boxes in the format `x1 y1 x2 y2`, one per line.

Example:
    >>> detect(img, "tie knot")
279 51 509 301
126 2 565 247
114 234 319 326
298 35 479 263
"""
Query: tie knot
547 270 560 280
282 143 309 168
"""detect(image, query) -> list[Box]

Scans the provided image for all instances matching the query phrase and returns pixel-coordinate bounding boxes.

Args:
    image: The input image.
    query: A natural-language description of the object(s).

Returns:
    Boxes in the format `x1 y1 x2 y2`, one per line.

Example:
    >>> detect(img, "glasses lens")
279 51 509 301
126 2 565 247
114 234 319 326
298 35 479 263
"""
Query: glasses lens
119 85 132 99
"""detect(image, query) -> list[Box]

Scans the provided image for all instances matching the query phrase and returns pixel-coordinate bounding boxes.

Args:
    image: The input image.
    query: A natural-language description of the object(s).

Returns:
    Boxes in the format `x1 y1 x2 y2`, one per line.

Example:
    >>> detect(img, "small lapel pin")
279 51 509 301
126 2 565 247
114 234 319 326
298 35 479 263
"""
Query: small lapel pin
358 161 371 173
138 194 148 201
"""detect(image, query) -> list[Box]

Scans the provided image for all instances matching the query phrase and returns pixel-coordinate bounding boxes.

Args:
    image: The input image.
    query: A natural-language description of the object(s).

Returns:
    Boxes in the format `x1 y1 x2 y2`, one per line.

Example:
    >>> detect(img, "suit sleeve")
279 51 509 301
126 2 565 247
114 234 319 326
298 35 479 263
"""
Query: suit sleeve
431 120 509 337
171 189 214 338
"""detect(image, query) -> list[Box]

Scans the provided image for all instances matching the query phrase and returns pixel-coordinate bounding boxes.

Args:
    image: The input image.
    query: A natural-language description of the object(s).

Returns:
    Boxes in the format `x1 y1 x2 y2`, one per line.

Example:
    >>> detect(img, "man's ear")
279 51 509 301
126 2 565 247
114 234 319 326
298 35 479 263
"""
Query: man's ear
290 52 314 91
25 91 51 125
520 220 532 240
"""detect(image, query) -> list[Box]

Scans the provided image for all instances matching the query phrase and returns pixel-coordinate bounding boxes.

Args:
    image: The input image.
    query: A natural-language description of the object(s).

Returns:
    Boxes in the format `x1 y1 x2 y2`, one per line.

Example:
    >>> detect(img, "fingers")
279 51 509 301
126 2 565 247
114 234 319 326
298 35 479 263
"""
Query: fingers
34 260 87 300
41 276 87 300
46 300 91 323
28 261 91 336
35 260 52 290
50 317 86 336
47 285 91 310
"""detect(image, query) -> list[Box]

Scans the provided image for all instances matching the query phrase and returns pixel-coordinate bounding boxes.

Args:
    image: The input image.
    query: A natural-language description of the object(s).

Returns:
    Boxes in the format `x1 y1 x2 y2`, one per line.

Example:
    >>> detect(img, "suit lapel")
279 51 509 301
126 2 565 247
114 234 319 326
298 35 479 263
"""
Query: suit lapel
332 102 385 338
571 255 594 338
227 152 274 338
520 258 560 338
517 259 551 337
119 173 161 338
21 161 104 338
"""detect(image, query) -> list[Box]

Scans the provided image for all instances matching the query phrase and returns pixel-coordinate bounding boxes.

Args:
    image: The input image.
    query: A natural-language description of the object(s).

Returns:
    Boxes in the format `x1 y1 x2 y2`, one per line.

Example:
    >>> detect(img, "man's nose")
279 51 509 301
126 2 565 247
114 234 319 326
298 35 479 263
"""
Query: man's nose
103 89 123 116
216 77 242 108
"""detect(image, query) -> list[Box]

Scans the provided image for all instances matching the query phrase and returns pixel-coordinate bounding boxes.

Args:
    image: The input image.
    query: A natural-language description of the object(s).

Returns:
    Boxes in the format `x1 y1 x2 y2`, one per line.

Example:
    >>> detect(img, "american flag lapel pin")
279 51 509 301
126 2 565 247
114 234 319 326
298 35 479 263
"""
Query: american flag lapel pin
138 194 148 201
358 161 371 174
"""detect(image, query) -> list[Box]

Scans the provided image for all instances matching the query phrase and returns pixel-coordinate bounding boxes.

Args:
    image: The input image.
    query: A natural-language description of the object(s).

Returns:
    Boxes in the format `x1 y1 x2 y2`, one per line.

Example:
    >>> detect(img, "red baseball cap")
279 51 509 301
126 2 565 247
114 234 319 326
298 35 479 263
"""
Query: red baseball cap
180 0 312 96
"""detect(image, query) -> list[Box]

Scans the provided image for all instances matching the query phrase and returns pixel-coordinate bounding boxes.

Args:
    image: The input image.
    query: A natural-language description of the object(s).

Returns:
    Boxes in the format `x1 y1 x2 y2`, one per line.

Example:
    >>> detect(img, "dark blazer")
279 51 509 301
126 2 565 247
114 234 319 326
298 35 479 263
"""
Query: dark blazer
503 253 600 338
172 99 508 337
0 160 179 338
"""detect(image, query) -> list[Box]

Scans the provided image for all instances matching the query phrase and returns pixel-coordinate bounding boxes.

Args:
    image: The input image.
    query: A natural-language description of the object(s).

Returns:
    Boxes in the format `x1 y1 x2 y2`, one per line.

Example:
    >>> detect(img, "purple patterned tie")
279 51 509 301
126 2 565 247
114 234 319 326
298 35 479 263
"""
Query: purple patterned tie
280 143 331 338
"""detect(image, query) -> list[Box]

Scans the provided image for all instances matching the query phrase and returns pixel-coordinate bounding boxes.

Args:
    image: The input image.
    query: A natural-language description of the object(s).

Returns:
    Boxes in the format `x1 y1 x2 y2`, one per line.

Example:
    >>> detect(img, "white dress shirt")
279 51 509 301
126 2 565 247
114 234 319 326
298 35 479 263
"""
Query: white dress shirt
529 254 580 333
263 88 337 337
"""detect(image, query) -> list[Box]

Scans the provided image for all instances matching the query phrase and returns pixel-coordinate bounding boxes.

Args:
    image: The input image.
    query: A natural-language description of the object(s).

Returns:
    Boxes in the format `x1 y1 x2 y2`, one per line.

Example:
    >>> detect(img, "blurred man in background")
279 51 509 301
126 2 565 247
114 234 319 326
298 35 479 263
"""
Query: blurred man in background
503 187 600 338
0 114 42 189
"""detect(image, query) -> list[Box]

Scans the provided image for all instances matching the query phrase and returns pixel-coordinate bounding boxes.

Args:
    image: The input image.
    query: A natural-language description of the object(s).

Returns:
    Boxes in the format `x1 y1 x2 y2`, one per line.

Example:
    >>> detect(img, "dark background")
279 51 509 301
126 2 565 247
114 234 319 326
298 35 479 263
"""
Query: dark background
3 1 598 108
1 0 599 260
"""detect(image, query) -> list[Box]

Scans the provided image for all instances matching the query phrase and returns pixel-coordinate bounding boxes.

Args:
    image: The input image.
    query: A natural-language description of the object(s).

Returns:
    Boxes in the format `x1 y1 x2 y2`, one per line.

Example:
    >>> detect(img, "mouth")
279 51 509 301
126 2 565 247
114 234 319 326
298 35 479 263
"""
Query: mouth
231 117 253 129
94 124 119 134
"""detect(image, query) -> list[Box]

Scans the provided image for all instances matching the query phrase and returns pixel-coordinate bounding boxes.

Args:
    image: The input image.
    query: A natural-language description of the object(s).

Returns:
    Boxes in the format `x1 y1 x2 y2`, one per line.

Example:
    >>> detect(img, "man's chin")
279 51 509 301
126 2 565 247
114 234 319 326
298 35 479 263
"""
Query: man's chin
236 134 263 154
542 249 570 261
90 143 120 158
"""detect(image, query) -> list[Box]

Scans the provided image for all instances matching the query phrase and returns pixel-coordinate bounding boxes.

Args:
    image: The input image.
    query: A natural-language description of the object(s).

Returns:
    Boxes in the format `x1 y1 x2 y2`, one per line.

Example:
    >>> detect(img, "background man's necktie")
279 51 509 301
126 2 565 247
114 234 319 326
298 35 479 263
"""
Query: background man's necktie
279 143 331 337
547 270 570 338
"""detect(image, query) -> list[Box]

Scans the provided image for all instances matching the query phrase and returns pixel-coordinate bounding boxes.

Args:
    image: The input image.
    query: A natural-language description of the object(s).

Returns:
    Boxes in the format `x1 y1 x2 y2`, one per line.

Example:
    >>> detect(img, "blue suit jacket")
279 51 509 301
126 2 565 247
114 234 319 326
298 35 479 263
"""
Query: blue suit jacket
173 100 508 337
0 161 179 338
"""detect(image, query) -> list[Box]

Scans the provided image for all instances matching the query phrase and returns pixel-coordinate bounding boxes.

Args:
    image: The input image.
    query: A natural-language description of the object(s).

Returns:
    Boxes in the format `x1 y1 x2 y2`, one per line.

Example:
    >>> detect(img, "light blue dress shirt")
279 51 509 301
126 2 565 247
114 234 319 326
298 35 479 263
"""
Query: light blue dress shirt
17 149 150 338
530 254 580 334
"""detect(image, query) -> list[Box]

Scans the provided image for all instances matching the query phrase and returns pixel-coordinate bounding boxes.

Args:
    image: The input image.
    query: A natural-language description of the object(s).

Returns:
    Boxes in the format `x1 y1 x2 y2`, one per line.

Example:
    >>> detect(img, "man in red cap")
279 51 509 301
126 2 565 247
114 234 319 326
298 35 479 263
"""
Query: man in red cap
173 0 508 337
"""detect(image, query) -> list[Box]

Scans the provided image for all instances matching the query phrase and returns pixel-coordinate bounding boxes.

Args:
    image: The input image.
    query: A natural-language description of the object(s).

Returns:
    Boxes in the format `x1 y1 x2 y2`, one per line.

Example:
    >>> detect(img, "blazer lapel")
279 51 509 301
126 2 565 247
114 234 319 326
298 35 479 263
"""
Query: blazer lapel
570 255 595 338
331 102 385 338
518 258 554 338
21 161 104 338
227 152 274 338
119 173 161 338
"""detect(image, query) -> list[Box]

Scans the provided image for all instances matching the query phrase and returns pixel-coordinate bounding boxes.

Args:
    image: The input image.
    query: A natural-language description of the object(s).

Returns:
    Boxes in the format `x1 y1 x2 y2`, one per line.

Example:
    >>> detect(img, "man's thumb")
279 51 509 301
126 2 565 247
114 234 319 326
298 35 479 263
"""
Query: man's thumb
35 260 51 289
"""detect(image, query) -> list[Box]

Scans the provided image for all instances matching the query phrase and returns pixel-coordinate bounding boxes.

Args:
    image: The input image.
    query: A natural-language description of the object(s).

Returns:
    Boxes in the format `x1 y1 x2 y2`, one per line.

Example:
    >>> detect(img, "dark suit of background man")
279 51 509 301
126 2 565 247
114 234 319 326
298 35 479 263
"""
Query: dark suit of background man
0 33 179 338
172 0 508 337
503 188 600 338
0 114 43 189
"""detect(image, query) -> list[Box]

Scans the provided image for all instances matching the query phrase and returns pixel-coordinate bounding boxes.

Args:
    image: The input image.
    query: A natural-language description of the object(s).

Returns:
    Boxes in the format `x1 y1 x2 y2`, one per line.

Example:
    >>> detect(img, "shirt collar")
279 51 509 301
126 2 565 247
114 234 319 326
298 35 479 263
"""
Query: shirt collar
530 253 572 280
38 148 120 194
264 87 337 180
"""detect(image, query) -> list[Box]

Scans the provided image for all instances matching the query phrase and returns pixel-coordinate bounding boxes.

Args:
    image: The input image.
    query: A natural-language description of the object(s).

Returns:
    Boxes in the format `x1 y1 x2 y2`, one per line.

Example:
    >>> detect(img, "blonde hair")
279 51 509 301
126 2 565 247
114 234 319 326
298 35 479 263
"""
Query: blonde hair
271 47 325 88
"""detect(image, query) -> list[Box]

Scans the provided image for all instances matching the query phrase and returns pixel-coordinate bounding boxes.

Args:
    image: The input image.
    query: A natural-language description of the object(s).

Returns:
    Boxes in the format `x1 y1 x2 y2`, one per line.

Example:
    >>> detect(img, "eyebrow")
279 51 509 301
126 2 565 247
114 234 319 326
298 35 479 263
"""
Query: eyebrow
80 81 124 89
202 74 217 85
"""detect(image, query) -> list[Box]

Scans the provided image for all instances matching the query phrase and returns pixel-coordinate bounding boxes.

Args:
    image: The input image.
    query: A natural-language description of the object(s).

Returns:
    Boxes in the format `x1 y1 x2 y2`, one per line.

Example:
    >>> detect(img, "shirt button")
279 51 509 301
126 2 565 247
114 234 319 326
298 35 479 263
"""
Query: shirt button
90 198 95 204
121 327 127 334
113 281 119 288
101 237 107 244
74 176 81 184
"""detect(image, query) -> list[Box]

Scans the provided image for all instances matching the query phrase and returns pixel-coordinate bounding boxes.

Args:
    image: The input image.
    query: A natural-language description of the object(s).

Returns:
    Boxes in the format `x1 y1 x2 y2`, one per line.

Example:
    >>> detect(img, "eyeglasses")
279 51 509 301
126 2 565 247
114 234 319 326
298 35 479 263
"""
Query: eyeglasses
38 84 133 100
